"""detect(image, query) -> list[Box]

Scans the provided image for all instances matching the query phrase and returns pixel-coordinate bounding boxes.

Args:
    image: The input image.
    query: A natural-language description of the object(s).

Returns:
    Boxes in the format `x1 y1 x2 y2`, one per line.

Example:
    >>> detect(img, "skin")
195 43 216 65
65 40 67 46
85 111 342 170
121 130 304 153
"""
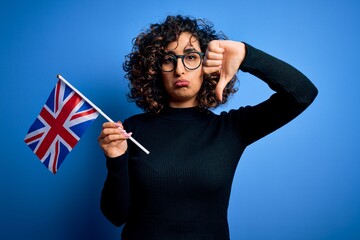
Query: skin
161 32 204 108
98 32 246 158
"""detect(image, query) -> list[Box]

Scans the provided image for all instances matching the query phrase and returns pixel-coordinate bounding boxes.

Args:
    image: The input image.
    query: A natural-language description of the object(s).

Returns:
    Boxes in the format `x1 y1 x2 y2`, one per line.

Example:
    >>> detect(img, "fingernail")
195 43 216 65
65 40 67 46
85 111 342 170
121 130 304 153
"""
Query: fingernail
125 132 132 138
115 122 121 127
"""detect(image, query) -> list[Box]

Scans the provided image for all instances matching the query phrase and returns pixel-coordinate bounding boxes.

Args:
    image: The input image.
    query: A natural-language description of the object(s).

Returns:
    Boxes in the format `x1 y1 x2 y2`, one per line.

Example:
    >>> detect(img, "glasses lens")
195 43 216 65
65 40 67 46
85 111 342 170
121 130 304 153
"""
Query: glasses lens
160 54 176 72
184 52 202 70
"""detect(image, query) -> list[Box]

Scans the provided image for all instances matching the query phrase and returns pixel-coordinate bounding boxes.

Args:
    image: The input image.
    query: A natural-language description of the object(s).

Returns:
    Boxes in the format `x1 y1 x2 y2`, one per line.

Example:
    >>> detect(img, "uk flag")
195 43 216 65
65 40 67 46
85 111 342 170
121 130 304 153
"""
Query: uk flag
24 79 99 174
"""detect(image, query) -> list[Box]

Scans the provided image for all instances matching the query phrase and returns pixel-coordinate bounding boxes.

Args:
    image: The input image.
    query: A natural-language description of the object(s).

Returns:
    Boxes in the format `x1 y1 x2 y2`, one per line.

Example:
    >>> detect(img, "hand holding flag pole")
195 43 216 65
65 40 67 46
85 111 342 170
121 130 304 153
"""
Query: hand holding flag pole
25 75 150 174
57 75 150 155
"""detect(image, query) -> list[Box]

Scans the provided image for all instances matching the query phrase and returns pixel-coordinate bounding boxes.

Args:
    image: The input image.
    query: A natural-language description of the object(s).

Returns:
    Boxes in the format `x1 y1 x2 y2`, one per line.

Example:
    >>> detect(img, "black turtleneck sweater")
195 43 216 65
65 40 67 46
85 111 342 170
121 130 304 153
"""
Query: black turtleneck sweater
100 43 318 240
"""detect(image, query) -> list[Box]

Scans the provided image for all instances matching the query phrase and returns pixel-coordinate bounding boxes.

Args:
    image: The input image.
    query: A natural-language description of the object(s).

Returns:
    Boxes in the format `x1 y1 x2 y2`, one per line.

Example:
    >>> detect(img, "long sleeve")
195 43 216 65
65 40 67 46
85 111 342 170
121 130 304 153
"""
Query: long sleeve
231 43 318 145
99 42 318 239
100 152 131 226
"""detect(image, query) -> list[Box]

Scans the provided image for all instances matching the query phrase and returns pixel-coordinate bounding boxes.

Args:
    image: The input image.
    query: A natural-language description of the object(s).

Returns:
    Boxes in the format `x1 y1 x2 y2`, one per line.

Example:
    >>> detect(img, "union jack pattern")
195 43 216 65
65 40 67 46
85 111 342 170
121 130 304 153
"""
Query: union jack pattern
24 80 99 173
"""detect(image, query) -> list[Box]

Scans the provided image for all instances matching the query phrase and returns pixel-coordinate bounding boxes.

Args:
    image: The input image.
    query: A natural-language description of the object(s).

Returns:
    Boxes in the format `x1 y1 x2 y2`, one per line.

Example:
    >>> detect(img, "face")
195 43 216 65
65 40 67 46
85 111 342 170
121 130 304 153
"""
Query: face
161 32 203 108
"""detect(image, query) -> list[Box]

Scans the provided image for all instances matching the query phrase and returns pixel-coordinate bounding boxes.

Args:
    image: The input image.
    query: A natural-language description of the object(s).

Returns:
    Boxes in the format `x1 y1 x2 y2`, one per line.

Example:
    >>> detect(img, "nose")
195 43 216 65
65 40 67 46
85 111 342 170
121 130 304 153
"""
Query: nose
174 57 185 75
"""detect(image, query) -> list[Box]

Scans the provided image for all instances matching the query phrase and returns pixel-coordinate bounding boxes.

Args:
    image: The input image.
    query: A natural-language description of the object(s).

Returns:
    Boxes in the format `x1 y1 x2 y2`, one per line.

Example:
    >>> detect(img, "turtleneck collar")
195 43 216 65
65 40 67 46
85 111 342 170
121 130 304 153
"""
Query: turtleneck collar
158 106 211 121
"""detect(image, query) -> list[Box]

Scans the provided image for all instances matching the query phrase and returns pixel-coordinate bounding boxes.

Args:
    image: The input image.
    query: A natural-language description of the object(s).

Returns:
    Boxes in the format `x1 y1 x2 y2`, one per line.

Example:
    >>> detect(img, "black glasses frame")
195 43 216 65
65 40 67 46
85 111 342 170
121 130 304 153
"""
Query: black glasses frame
159 51 205 72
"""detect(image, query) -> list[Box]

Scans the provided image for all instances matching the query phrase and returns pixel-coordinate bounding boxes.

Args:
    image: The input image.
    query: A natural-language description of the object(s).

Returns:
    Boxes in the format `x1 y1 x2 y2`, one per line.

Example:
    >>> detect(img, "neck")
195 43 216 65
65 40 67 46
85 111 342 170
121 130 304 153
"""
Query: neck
168 99 198 108
160 105 208 121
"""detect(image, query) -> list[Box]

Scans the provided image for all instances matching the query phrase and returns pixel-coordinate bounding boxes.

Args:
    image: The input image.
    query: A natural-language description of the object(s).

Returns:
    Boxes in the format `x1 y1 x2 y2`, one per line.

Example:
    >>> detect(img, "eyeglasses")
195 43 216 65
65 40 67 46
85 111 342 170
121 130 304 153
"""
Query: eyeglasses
159 51 204 72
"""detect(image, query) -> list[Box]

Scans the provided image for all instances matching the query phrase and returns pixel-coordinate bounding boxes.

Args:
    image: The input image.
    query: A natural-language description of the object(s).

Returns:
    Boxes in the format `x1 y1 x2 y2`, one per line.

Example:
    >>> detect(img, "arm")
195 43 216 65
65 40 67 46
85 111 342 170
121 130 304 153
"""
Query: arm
204 41 318 145
240 43 317 105
100 154 131 226
98 121 132 226
237 43 318 145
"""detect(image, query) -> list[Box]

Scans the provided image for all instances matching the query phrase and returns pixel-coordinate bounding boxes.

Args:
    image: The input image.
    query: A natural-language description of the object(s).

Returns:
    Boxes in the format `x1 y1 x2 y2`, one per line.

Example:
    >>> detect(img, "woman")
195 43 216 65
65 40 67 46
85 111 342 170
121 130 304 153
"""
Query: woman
98 15 318 240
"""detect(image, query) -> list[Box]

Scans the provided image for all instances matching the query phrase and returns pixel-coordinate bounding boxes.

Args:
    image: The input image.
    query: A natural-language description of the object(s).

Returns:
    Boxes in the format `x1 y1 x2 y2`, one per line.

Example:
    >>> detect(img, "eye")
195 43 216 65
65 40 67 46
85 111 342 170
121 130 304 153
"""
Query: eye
185 52 198 61
162 54 175 64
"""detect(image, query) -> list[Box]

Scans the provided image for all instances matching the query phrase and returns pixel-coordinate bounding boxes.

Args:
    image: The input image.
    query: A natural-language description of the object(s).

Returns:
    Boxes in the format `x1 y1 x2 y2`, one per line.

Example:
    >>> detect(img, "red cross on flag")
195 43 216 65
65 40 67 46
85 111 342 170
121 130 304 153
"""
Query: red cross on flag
24 77 99 174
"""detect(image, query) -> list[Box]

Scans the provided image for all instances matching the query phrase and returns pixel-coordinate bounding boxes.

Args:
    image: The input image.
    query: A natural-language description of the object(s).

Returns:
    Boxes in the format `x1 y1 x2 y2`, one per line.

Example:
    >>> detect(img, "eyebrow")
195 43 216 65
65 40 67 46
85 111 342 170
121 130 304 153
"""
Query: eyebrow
184 48 198 53
166 48 199 55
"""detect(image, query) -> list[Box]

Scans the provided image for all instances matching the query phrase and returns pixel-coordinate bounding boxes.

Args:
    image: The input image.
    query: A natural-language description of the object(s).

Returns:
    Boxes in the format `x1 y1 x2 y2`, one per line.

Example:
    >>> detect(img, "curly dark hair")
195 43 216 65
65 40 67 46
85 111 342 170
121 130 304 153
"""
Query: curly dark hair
123 15 238 114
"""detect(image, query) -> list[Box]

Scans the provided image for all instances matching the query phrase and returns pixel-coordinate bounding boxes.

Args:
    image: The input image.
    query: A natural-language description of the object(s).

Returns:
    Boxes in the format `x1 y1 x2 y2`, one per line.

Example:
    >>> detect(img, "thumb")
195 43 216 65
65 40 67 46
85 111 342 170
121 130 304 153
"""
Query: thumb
215 58 239 101
215 74 229 102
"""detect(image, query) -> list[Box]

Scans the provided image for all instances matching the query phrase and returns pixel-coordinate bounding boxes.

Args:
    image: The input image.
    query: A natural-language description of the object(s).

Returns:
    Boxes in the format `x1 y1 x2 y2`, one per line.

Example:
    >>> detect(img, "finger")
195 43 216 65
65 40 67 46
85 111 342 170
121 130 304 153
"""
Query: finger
205 51 223 61
203 59 222 68
98 131 132 145
205 51 223 64
98 126 126 141
103 127 126 136
114 121 124 129
207 40 225 54
102 121 123 129
103 132 132 143
203 65 222 75
216 66 237 101
215 78 228 102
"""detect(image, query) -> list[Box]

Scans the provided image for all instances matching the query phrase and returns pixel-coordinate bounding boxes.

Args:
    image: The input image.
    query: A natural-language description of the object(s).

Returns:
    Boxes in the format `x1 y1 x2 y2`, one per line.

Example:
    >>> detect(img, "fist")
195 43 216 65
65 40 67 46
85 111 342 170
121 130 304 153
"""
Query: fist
203 40 246 101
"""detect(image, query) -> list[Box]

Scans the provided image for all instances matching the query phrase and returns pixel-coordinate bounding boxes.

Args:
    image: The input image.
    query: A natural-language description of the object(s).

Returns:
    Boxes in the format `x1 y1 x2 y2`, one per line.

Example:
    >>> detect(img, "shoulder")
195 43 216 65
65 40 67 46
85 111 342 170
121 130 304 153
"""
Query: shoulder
218 106 247 118
124 112 152 125
216 106 259 129
122 112 157 134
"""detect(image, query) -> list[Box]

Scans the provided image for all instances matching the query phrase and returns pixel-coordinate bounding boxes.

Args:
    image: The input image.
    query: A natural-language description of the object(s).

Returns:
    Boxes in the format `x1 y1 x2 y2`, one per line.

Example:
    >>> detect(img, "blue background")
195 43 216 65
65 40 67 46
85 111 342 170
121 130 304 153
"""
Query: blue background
1 0 359 239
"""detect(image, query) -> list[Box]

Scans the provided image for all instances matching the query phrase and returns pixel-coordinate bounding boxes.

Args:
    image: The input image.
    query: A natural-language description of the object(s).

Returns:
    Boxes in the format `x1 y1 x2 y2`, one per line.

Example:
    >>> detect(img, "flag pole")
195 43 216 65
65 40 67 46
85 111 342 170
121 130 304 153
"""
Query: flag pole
57 74 150 155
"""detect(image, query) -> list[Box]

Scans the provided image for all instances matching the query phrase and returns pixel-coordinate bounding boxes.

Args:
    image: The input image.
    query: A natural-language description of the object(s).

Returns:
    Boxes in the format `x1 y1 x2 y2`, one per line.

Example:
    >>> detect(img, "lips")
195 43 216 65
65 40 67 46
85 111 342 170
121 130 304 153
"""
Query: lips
174 80 190 87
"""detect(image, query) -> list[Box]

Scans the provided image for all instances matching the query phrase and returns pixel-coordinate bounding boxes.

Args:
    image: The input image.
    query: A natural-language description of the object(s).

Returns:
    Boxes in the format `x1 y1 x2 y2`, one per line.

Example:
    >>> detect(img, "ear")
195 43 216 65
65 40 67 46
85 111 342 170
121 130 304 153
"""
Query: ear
149 68 157 75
